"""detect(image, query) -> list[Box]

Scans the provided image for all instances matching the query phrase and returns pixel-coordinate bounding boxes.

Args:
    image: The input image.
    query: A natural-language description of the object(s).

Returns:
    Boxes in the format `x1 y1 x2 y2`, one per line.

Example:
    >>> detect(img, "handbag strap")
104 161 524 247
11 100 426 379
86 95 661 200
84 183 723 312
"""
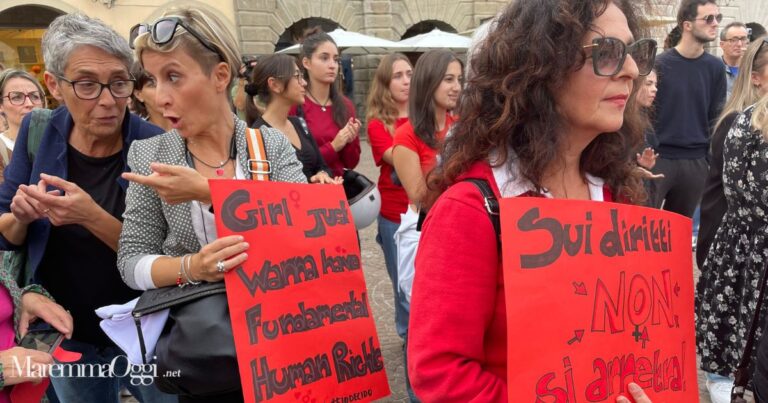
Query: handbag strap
733 258 768 398
134 127 271 365
245 127 270 181
463 178 501 250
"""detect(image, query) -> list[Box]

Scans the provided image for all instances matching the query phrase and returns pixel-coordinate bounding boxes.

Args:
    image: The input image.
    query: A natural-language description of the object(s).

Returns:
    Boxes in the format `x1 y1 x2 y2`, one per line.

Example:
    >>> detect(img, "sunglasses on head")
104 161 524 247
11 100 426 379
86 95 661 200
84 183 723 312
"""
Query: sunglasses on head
695 13 723 25
583 37 657 77
129 17 224 61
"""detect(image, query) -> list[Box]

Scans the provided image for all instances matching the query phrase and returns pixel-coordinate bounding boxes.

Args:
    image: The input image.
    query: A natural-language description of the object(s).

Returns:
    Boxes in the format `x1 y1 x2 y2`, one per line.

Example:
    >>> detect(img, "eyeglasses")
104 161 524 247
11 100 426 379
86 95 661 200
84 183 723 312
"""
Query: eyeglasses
583 38 657 77
55 76 135 100
2 91 43 106
724 36 750 45
283 72 304 81
696 14 723 25
130 17 224 62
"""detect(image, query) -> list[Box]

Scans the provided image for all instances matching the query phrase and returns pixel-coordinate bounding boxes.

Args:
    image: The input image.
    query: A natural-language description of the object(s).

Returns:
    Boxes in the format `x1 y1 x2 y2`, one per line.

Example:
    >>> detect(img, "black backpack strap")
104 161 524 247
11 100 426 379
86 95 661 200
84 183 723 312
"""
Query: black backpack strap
463 178 501 250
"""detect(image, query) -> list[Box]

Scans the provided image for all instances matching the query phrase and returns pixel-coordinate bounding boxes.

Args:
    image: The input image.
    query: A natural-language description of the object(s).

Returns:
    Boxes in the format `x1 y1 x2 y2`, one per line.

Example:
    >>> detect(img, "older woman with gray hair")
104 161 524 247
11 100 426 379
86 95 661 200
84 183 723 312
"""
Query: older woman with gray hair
0 13 174 403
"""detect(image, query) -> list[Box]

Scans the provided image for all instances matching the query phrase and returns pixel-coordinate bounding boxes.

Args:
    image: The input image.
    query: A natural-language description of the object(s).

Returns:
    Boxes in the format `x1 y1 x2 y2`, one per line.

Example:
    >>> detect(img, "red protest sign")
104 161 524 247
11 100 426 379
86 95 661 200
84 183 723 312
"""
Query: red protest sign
211 180 390 403
500 198 697 402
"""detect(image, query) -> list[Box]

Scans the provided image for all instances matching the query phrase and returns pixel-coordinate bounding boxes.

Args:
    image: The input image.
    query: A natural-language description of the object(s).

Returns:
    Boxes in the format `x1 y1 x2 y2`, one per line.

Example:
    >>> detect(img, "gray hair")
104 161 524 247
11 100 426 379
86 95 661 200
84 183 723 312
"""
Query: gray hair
720 21 748 41
42 13 133 77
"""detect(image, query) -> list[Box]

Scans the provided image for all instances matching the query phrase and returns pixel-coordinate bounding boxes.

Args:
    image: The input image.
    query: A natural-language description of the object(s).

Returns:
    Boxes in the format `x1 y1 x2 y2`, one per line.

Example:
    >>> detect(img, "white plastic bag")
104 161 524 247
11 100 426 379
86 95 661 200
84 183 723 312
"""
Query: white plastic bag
395 206 421 303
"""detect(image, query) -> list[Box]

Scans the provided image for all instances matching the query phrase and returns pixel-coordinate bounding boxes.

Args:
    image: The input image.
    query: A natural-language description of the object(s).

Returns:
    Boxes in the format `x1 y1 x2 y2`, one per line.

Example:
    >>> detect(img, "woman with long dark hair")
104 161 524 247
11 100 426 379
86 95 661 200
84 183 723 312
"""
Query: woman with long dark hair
407 0 656 400
294 30 361 177
393 50 462 213
245 53 340 184
392 49 462 305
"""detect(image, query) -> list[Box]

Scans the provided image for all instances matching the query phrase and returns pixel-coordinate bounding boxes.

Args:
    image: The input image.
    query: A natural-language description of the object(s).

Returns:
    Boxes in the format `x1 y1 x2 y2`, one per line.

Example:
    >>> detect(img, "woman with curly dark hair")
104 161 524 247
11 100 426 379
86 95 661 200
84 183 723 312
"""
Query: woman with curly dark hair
406 0 656 401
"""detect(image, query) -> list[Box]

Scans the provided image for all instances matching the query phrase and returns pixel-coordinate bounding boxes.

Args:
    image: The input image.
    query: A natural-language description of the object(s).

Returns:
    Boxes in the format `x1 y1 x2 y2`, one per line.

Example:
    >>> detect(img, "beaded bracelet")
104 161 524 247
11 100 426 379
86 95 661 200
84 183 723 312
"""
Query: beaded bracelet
176 256 185 288
0 361 5 390
181 254 201 286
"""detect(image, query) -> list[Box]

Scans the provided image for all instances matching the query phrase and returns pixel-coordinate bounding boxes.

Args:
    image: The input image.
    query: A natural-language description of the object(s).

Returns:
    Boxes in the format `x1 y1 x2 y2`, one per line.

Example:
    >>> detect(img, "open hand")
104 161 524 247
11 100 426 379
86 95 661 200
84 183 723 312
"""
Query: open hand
310 171 343 185
636 147 659 170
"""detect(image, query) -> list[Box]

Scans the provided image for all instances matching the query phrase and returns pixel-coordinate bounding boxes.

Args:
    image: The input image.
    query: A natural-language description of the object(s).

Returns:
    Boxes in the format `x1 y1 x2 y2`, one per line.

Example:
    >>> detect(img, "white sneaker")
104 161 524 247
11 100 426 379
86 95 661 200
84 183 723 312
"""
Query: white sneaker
706 378 734 403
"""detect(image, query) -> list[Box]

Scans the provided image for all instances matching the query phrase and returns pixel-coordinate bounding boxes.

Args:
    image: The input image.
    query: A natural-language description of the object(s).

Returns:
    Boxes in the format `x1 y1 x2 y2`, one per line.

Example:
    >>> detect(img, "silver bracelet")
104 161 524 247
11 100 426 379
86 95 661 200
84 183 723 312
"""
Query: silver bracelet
181 254 201 286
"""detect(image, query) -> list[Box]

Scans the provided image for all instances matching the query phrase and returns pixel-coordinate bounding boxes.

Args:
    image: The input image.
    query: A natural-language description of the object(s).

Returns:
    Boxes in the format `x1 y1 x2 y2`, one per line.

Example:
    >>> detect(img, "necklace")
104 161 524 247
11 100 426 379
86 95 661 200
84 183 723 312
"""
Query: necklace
189 151 231 176
185 135 237 177
306 89 330 112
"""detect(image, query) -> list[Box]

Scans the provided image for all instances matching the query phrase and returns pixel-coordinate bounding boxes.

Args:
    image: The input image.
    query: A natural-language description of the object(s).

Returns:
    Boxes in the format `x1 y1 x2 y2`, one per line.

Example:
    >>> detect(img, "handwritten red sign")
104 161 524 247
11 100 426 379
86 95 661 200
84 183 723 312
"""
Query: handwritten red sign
211 180 390 403
500 198 697 402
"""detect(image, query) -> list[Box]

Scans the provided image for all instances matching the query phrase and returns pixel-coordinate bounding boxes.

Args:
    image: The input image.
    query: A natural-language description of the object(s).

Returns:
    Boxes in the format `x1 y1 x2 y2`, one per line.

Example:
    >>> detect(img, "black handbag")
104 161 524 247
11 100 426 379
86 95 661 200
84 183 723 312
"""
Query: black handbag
129 127 272 396
132 282 241 396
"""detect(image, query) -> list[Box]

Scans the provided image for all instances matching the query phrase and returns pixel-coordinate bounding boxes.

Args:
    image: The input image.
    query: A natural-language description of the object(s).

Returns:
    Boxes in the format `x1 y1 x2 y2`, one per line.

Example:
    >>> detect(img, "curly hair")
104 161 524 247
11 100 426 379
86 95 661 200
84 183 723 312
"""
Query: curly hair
366 53 411 133
426 0 649 207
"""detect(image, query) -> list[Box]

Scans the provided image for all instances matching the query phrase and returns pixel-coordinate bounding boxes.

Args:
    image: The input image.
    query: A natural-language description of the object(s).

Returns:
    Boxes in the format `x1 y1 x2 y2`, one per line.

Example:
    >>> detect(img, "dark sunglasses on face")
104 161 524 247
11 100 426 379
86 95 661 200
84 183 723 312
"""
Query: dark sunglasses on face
129 17 224 61
696 13 723 25
583 37 658 77
2 91 43 106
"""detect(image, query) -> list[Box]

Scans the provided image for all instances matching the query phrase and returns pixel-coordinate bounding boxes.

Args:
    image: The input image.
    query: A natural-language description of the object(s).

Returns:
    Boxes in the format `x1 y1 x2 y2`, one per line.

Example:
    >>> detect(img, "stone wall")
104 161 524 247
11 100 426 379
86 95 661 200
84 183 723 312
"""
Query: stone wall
233 0 766 128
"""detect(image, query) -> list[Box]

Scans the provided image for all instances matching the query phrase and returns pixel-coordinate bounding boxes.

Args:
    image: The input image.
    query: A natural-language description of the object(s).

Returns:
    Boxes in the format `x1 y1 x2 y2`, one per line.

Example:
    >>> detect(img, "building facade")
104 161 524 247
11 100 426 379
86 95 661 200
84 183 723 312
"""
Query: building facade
1 0 766 113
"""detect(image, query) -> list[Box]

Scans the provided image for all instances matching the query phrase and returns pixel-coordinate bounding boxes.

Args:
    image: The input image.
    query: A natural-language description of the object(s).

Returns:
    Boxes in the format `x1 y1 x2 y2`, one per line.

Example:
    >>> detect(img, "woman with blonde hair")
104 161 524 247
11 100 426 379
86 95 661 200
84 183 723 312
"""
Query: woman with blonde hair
121 7 305 402
695 37 768 396
365 52 412 340
0 69 46 180
696 37 768 268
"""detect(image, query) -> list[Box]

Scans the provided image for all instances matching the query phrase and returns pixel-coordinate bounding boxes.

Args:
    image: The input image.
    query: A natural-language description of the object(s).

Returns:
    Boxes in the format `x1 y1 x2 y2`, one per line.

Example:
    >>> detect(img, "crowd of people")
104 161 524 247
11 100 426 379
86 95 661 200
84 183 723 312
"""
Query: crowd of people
0 0 766 402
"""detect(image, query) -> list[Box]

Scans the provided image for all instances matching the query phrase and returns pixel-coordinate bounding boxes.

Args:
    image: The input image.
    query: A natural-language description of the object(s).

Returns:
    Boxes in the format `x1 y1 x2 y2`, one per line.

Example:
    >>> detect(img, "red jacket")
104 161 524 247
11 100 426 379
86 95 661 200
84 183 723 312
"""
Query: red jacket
408 161 615 402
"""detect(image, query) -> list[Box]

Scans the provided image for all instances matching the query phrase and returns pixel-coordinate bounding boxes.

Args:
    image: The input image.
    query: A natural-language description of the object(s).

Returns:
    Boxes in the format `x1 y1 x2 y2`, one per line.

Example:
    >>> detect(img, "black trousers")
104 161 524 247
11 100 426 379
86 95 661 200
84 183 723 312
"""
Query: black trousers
649 156 708 218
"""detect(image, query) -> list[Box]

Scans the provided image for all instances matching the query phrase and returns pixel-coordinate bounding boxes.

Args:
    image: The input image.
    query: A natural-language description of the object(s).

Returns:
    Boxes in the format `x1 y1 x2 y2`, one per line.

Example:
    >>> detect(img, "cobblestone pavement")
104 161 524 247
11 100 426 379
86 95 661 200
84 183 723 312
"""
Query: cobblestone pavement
355 140 409 402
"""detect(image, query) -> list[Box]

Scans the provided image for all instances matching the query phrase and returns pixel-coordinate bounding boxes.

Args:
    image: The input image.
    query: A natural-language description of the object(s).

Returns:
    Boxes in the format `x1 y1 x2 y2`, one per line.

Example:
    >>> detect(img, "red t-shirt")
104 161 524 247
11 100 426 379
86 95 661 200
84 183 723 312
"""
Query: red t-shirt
289 96 360 177
392 114 457 176
367 117 410 222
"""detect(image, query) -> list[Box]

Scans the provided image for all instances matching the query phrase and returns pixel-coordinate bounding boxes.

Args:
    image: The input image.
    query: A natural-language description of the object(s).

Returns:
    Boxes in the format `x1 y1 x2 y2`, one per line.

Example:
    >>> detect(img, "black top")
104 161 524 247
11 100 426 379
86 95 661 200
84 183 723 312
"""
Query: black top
652 48 727 159
252 116 331 180
696 111 739 268
37 144 141 347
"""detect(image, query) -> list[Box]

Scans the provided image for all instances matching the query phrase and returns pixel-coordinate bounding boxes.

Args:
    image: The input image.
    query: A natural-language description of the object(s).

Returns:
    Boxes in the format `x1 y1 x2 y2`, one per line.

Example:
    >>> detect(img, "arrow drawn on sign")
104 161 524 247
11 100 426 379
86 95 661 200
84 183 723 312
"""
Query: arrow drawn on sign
572 281 588 296
639 327 650 348
567 330 585 345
